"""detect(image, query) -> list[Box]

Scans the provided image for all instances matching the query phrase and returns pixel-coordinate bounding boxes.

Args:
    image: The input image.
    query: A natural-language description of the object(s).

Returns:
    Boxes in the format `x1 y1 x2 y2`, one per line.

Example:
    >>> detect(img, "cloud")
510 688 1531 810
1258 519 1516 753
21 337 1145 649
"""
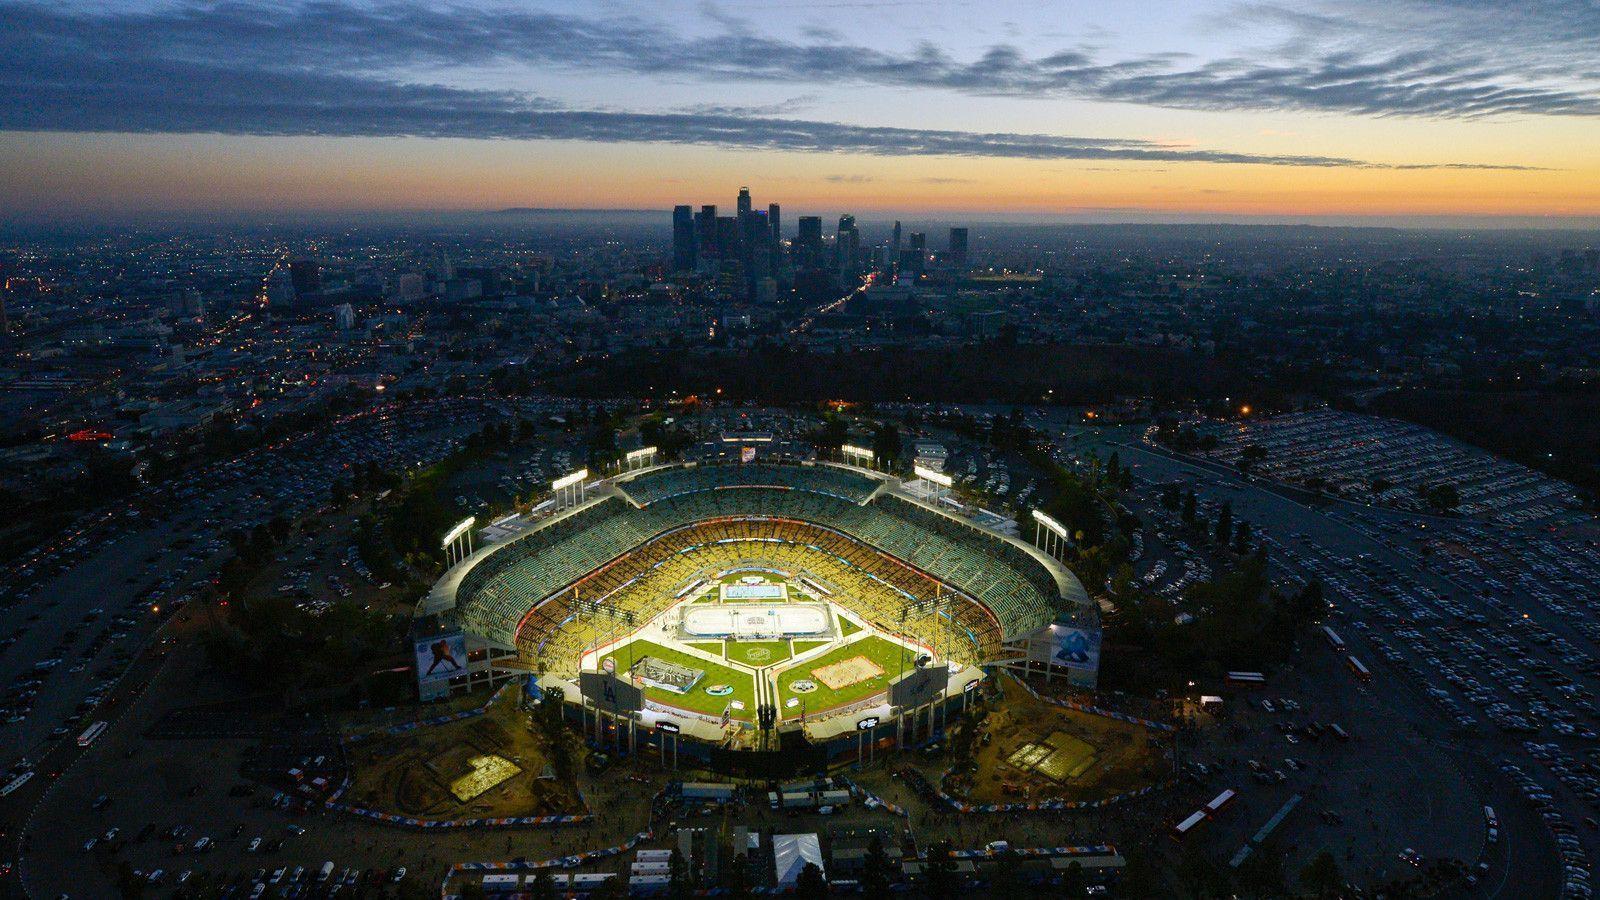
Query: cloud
2 0 1595 126
0 0 1568 170
824 175 878 184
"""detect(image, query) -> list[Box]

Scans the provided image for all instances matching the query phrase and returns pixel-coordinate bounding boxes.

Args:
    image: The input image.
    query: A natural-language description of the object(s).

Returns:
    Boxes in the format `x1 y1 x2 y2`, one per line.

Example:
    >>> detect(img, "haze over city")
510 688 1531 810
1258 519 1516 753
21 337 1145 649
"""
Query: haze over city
2 0 1599 224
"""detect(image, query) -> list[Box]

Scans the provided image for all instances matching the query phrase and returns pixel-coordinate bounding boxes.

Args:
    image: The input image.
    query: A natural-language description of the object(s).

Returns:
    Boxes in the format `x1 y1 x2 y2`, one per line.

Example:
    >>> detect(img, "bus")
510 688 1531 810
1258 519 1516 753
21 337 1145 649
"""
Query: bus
1204 789 1238 816
1 770 33 797
1172 810 1208 840
1345 656 1371 682
1321 626 1346 652
77 721 109 747
1327 723 1350 741
1226 671 1266 687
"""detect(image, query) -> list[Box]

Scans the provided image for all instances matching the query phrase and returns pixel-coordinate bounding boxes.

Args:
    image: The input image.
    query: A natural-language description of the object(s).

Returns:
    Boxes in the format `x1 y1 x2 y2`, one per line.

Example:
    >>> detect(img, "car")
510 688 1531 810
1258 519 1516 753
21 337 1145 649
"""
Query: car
391 867 407 883
248 837 262 852
285 824 305 836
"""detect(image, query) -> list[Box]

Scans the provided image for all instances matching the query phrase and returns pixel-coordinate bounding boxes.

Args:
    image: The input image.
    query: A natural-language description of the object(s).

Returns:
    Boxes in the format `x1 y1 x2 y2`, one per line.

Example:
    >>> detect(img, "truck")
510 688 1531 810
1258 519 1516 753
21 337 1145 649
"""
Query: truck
1345 656 1371 682
77 721 108 747
1172 810 1208 840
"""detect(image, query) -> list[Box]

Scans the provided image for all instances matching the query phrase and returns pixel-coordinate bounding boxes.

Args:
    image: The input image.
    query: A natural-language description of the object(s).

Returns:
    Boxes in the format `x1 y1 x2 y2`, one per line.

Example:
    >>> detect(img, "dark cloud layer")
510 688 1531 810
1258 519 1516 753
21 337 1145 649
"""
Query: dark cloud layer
0 0 1570 168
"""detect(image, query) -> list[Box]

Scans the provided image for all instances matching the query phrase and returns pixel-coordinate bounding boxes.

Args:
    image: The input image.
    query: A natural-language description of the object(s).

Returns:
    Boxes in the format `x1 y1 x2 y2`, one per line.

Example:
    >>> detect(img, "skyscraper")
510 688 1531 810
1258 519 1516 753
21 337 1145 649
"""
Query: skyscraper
837 215 860 275
696 205 718 260
737 187 752 219
796 216 823 269
948 227 969 270
672 205 697 272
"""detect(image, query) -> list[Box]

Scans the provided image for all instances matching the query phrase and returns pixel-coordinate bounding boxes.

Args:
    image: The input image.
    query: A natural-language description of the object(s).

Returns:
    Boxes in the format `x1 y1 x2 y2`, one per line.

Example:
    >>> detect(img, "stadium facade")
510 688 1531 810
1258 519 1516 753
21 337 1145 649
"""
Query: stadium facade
413 460 1098 764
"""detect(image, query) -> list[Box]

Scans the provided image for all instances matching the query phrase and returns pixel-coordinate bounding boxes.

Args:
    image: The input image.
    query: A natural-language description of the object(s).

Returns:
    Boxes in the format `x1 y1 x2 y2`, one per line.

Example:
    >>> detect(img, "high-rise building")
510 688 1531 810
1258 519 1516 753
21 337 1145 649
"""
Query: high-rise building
948 227 969 270
333 302 356 330
767 203 781 256
836 215 860 275
696 205 718 260
672 205 697 272
796 216 823 269
737 187 752 219
267 268 296 306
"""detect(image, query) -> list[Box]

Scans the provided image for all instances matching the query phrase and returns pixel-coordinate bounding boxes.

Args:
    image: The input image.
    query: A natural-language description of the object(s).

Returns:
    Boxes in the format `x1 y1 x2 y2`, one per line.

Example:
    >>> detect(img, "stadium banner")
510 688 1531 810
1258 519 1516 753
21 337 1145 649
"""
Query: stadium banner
889 664 949 708
415 631 468 686
578 671 645 713
723 583 786 600
1025 623 1101 685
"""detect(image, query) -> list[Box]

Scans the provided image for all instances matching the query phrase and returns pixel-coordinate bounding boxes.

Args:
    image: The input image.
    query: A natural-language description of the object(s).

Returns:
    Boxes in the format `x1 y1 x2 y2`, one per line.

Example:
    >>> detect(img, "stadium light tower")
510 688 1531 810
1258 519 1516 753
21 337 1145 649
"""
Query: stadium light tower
552 468 589 511
441 516 476 566
841 444 874 469
912 464 953 502
1031 509 1070 560
624 446 659 472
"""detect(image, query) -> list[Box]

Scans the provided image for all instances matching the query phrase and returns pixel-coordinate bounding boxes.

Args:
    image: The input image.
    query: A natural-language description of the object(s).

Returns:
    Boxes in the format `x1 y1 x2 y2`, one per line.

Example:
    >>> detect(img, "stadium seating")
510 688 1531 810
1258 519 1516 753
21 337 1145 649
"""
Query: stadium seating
448 464 1078 665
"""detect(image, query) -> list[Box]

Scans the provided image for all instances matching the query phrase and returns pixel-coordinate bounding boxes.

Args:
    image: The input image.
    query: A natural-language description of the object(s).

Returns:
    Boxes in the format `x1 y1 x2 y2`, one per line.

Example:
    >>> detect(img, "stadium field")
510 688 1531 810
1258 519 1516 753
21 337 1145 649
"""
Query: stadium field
837 616 863 637
776 635 911 717
725 640 792 667
791 639 830 655
599 639 755 721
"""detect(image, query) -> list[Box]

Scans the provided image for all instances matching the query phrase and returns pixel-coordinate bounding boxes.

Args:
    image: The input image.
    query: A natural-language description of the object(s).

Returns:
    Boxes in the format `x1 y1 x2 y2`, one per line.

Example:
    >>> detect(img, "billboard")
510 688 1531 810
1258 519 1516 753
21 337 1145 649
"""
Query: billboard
889 664 949 708
415 631 468 685
1028 623 1101 688
579 671 644 713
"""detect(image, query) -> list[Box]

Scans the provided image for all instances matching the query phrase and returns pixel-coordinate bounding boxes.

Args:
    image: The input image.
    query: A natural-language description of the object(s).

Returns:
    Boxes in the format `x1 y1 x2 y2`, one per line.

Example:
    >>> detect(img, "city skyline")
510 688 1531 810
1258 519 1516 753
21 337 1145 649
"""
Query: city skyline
2 0 1598 226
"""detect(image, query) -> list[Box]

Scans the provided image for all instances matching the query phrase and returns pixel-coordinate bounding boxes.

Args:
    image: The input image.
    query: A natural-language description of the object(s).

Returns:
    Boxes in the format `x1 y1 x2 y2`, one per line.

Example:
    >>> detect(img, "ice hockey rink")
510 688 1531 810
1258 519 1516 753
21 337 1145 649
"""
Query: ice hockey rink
679 602 832 639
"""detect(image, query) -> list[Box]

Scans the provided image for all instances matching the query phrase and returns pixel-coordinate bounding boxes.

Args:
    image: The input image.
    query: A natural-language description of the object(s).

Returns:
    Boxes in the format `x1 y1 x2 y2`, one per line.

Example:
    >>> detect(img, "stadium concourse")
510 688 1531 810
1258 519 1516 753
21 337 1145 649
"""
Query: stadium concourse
415 461 1099 758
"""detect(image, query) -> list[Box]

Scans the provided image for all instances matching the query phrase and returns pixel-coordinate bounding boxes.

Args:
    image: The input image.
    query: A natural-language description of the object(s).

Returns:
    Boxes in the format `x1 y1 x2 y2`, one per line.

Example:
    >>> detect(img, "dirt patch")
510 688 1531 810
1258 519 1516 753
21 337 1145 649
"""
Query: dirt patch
342 691 585 821
950 673 1170 805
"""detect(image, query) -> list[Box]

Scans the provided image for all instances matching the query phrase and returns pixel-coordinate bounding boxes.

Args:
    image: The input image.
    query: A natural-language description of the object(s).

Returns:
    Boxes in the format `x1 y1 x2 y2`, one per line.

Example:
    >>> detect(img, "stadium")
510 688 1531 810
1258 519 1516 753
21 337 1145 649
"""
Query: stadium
415 460 1098 768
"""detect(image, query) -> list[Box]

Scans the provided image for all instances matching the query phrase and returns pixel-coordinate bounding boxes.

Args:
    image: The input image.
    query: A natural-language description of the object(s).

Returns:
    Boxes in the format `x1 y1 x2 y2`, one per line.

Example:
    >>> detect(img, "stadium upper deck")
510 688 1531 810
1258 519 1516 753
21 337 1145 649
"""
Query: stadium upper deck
422 461 1092 658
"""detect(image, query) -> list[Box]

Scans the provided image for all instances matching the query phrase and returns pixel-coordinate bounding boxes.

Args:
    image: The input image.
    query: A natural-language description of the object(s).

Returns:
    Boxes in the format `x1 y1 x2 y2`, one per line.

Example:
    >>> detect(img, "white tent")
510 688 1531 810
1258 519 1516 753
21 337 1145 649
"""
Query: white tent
772 833 824 887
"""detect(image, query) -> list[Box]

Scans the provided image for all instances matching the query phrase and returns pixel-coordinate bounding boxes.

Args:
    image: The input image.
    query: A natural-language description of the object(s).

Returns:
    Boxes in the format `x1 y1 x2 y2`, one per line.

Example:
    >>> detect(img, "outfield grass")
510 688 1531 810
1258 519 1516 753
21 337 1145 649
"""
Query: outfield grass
685 642 725 655
725 640 792 667
791 639 831 656
837 615 863 637
776 635 911 718
599 639 755 721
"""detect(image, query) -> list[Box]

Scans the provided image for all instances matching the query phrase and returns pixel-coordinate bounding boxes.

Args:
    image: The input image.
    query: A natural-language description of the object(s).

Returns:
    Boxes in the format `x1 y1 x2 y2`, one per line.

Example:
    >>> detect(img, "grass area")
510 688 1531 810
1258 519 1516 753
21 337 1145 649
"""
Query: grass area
685 642 725 655
792 639 831 655
776 635 911 718
725 640 792 667
837 615 863 637
600 639 755 721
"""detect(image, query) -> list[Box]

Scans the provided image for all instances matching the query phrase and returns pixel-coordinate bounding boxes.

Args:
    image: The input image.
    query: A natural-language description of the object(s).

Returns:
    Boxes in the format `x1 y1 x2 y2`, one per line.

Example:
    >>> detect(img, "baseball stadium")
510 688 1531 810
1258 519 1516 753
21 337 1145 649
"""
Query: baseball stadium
415 460 1098 766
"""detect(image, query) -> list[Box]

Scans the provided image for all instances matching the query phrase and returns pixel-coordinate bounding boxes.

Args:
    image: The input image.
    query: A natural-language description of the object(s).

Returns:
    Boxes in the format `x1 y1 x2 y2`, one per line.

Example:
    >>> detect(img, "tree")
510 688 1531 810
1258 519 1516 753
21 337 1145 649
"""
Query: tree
669 848 692 899
795 862 827 899
1214 501 1233 544
1234 519 1251 554
923 840 961 899
861 835 894 895
1299 850 1342 898
1161 483 1181 510
529 871 556 900
1060 859 1085 897
872 422 902 470
1182 489 1198 524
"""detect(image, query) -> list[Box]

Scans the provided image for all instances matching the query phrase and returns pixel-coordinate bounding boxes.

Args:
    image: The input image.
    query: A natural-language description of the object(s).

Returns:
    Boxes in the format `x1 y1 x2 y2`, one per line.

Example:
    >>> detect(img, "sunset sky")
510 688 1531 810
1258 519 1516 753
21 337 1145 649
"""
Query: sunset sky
2 0 1597 224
